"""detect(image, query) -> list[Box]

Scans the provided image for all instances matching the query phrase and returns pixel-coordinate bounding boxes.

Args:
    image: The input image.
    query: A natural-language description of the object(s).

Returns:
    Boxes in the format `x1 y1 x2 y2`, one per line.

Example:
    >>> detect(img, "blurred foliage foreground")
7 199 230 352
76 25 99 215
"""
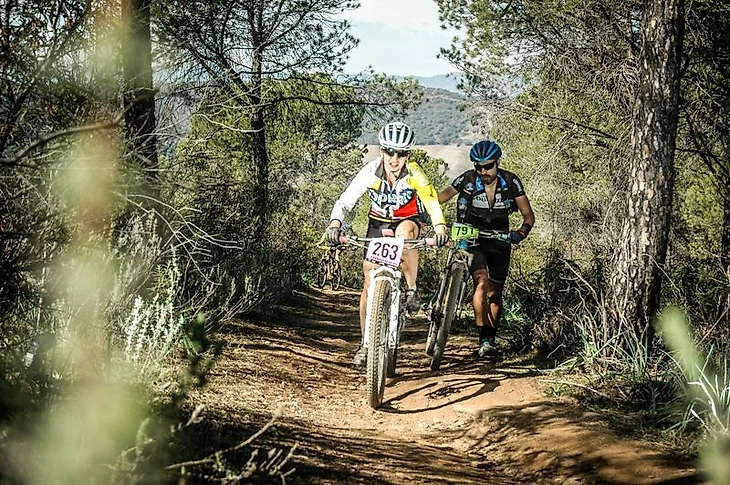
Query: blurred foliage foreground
2 0 730 483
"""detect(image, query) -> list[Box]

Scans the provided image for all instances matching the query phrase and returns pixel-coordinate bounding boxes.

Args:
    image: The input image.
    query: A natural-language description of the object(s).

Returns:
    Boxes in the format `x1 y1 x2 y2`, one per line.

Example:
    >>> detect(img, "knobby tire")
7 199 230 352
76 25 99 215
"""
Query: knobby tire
430 264 464 371
331 265 342 290
366 279 391 408
316 258 328 289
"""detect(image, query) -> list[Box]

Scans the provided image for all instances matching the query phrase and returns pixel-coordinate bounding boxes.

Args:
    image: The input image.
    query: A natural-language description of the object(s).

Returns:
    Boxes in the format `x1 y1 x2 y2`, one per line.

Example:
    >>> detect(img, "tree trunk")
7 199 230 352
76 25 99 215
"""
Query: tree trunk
247 9 269 233
249 76 269 231
121 0 159 205
609 0 684 351
722 184 730 272
721 183 730 333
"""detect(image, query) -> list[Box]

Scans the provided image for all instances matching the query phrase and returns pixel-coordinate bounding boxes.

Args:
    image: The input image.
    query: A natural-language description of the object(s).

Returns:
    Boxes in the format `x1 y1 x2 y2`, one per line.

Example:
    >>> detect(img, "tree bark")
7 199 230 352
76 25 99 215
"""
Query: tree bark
609 0 684 351
249 52 269 231
246 7 269 233
722 183 730 272
121 0 159 204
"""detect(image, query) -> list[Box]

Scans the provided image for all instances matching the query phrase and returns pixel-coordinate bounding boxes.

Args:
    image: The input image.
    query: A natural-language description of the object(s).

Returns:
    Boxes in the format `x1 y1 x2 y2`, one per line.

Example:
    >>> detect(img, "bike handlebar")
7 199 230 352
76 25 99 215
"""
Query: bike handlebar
338 234 438 249
443 223 510 243
472 229 510 241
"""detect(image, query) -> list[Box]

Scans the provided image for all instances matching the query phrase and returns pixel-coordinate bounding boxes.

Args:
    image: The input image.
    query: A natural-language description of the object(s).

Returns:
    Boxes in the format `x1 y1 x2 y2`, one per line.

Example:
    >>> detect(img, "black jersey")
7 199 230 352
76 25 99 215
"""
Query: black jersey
451 169 526 231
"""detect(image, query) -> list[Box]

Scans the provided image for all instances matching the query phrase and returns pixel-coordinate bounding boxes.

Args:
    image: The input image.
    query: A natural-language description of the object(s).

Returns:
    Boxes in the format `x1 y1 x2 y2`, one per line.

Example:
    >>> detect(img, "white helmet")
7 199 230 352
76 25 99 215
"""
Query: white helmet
378 121 415 150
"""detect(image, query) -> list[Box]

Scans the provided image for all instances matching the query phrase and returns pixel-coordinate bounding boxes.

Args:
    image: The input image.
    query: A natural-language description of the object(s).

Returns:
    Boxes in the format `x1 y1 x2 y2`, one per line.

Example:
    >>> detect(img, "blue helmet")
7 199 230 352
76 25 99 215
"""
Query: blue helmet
469 140 502 163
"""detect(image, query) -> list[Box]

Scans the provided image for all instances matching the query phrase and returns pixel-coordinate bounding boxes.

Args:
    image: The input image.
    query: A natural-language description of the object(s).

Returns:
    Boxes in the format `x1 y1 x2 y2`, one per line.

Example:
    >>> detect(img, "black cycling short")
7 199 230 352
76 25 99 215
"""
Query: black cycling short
468 239 512 284
363 216 423 258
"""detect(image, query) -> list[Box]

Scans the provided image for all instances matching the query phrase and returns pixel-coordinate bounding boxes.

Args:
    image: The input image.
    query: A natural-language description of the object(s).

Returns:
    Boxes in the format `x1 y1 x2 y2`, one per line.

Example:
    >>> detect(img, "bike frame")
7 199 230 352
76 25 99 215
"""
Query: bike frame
432 229 508 319
431 244 472 325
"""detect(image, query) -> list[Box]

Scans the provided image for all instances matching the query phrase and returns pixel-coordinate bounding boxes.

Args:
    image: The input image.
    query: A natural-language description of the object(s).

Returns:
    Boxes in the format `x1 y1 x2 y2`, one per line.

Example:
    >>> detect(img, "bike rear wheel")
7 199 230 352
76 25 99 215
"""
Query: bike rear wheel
316 258 328 289
430 264 464 371
366 279 391 408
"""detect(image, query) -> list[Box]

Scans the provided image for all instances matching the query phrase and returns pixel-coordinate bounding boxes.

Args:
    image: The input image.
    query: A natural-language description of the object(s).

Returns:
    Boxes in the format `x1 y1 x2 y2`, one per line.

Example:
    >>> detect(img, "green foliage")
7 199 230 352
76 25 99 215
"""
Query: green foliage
660 309 730 484
122 255 185 376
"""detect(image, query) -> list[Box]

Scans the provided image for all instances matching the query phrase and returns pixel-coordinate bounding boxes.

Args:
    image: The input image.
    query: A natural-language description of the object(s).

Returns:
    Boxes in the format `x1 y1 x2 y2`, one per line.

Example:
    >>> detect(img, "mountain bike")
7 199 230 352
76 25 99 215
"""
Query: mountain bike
425 223 508 370
339 231 437 408
316 245 343 290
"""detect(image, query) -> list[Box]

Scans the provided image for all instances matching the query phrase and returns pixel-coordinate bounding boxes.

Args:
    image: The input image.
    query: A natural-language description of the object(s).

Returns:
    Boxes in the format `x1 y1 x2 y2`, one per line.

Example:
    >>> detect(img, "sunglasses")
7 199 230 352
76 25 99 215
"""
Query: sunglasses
474 160 497 171
384 147 410 158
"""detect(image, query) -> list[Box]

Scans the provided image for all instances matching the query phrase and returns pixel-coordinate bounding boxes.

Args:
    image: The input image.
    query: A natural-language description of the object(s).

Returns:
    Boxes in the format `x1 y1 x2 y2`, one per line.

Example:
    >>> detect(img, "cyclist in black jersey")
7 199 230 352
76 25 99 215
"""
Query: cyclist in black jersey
438 140 535 357
325 122 449 366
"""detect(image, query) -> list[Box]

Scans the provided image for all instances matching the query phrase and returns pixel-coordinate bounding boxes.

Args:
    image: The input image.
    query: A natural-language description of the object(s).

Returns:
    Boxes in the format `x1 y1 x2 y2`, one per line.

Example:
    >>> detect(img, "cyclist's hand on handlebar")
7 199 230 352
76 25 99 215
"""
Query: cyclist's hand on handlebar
325 226 343 246
434 233 449 248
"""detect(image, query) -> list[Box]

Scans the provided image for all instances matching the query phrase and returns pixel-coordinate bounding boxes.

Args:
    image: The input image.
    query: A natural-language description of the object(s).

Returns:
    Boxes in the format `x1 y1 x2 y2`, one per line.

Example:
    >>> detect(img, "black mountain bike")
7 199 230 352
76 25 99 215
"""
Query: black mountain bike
426 223 508 370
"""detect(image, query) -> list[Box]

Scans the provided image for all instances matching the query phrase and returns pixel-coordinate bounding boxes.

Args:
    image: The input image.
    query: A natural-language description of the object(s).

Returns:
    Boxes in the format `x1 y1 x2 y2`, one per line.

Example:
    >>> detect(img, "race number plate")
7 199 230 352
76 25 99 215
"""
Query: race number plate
451 223 479 240
365 237 405 267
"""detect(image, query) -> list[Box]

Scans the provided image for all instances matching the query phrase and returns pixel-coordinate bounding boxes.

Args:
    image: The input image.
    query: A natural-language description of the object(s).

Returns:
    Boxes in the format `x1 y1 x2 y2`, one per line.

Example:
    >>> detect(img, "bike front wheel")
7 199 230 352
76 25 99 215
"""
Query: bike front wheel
331 265 342 290
316 258 328 289
430 264 464 371
366 278 391 408
426 320 437 357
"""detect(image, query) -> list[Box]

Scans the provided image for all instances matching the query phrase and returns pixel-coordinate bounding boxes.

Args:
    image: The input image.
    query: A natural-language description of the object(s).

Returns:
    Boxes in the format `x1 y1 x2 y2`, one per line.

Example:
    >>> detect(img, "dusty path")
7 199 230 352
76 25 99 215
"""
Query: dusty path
188 288 702 484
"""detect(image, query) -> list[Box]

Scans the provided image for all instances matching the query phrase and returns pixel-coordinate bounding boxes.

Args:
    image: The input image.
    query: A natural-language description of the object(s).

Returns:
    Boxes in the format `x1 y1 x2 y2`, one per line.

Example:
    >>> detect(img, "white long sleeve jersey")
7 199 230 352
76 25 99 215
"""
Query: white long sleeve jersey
329 157 446 226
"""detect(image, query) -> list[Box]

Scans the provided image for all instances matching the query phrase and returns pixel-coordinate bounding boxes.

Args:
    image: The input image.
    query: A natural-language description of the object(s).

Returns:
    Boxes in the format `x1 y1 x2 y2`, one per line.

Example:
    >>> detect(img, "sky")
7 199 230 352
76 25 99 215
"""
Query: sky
337 0 459 77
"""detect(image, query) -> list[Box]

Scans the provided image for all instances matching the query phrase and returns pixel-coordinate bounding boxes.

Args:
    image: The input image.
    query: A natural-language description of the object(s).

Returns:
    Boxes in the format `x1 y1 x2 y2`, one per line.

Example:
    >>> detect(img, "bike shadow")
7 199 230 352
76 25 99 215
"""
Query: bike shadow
379 373 503 414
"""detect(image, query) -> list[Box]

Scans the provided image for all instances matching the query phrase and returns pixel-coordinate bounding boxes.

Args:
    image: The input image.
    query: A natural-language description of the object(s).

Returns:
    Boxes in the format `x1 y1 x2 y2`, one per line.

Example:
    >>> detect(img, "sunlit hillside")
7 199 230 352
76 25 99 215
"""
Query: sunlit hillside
359 86 481 146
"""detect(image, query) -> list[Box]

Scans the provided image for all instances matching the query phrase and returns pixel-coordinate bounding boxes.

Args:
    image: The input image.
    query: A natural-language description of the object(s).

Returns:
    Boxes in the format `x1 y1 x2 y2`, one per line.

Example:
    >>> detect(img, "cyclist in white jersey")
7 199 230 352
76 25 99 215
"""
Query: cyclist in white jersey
325 122 449 366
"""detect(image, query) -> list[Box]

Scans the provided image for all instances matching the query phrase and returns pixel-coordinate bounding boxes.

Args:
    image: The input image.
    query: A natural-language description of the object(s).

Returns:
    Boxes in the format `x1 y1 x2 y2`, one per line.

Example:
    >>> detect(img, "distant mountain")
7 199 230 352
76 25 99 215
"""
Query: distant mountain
346 72 464 93
411 73 463 93
359 86 479 146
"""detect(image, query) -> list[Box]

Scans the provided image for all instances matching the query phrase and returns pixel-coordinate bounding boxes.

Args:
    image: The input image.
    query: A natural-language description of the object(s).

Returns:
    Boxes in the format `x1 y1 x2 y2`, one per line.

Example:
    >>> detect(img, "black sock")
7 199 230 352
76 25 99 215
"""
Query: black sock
478 325 496 343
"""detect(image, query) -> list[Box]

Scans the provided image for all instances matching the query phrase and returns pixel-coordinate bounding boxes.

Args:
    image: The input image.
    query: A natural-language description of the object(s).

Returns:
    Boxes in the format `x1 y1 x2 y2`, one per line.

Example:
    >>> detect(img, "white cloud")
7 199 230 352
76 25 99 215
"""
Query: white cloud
340 0 444 33
339 1 458 76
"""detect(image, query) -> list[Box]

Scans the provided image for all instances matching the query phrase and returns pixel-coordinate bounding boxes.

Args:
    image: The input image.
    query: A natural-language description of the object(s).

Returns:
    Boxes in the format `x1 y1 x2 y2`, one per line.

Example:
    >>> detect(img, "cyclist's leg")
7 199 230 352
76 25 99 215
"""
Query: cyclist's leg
471 269 489 329
469 244 494 352
395 218 421 315
468 244 489 323
355 261 372 366
394 218 420 288
485 280 505 333
481 241 511 347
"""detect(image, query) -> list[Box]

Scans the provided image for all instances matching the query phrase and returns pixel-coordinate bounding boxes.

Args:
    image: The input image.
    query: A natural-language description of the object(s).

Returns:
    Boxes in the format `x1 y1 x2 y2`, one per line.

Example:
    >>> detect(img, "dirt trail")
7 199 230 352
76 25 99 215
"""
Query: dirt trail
189 288 702 484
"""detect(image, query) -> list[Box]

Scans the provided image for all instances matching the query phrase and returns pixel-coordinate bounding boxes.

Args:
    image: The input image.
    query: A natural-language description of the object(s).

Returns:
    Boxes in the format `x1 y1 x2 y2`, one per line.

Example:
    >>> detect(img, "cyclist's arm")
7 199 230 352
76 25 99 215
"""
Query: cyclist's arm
516 194 535 228
328 161 376 226
407 162 446 229
438 186 458 204
439 171 468 204
509 173 534 238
